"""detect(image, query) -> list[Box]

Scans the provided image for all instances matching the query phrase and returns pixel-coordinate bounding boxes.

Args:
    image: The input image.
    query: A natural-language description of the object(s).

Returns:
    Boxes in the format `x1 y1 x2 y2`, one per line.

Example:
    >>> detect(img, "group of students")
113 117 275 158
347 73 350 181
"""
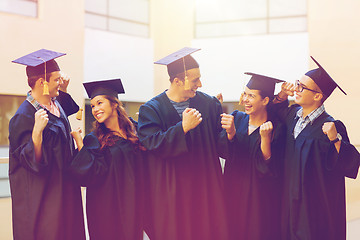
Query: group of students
8 47 360 240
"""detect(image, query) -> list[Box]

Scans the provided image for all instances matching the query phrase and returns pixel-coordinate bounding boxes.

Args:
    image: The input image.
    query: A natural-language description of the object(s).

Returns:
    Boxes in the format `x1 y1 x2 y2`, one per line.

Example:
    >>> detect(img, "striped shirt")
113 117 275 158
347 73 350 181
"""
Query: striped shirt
293 104 325 139
169 99 190 118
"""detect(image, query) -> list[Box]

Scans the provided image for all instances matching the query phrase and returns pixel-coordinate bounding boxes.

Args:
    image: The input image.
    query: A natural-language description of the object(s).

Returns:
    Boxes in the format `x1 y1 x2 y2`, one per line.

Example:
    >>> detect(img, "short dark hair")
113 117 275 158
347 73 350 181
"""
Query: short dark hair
169 71 186 83
27 73 52 88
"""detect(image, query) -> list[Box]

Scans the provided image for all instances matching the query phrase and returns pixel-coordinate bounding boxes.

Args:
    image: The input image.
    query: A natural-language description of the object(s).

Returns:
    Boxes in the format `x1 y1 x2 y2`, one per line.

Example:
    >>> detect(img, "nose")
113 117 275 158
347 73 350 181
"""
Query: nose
197 80 202 88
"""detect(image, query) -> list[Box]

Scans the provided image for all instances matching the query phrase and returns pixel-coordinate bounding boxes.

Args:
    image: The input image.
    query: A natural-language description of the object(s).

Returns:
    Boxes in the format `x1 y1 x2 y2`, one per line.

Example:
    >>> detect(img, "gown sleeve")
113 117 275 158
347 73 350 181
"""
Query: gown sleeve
69 133 108 186
56 91 80 117
9 113 49 175
325 120 360 179
137 103 189 158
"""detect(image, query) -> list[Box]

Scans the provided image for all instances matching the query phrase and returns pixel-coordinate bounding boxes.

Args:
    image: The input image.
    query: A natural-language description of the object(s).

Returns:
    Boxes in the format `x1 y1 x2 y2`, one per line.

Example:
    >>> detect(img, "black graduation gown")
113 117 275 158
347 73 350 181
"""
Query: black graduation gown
273 101 360 240
8 92 85 240
137 91 228 240
69 132 144 240
221 110 285 240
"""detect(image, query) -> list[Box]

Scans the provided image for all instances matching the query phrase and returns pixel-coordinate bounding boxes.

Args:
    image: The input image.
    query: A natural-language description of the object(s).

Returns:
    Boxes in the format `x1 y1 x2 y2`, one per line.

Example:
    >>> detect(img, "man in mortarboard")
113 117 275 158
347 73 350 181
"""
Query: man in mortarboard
8 49 85 240
220 72 286 240
272 57 360 240
137 47 228 240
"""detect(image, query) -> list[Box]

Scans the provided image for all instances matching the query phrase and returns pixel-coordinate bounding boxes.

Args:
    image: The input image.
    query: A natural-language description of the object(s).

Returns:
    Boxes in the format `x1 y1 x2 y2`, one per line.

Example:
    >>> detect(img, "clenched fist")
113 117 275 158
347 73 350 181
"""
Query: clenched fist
322 122 338 141
182 108 202 133
33 109 49 134
259 121 273 139
221 113 235 140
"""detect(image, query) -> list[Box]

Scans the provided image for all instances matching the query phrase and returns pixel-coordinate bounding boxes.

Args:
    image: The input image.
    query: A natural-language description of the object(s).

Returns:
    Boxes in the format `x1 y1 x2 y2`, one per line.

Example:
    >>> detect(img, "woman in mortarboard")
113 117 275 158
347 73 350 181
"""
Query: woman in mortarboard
220 72 286 240
70 79 144 240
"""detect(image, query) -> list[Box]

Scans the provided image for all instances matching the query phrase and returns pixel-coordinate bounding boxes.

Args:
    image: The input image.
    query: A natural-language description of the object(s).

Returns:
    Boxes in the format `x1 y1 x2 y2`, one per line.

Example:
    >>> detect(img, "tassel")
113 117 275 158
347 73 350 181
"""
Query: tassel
238 93 244 105
43 81 49 95
76 108 83 120
184 75 190 90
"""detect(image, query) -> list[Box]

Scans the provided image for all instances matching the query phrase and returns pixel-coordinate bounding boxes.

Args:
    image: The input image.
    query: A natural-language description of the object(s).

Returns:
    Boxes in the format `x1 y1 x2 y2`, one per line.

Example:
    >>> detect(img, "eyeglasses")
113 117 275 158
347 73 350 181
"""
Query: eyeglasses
295 80 321 93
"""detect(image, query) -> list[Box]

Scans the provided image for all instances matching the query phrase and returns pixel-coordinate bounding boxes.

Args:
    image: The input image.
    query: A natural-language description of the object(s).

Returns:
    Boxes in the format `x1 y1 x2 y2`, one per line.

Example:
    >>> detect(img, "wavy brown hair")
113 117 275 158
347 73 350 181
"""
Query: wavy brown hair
92 96 144 150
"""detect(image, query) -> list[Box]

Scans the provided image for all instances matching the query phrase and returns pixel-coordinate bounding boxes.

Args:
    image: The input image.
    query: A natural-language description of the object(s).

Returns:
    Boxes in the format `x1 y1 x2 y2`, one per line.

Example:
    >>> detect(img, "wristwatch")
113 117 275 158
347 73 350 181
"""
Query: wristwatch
330 133 342 144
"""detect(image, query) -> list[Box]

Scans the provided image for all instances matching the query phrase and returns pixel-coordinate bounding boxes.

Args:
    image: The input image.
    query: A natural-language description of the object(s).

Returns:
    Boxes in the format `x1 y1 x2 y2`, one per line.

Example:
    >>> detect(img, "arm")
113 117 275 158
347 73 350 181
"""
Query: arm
32 109 49 162
56 91 80 117
137 104 190 158
323 121 360 178
259 121 273 161
270 82 297 122
69 133 108 186
9 112 49 174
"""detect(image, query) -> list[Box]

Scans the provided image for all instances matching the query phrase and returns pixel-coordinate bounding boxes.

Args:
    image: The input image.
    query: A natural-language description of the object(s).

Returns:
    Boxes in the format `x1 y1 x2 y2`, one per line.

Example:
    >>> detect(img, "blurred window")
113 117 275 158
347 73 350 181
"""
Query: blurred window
85 0 149 38
195 0 307 38
0 0 38 17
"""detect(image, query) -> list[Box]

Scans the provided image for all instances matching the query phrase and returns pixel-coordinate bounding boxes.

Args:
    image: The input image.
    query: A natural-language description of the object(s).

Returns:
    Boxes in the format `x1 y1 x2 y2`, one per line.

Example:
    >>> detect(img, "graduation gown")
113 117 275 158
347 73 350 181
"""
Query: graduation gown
273 101 360 240
69 132 144 240
8 92 85 240
137 91 228 240
221 110 285 240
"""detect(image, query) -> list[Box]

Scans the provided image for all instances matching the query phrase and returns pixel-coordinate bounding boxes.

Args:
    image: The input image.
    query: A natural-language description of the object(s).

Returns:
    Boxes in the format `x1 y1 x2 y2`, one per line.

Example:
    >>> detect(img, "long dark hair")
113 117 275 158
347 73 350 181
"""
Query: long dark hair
93 95 144 150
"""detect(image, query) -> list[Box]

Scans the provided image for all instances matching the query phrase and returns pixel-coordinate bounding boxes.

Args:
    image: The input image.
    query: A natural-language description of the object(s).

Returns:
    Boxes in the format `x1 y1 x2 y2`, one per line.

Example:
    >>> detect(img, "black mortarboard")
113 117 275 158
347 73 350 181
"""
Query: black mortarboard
12 49 66 77
154 47 200 78
245 72 285 98
83 79 125 99
305 56 346 98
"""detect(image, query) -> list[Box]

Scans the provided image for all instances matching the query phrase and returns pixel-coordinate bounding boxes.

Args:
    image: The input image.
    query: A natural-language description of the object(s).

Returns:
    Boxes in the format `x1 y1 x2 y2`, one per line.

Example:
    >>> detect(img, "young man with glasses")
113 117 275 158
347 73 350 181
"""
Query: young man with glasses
272 56 360 240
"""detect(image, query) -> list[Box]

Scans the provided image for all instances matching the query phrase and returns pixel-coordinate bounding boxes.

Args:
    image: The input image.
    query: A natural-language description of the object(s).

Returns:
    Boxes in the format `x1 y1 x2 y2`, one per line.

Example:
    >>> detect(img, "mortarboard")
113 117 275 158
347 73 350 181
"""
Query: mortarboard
305 56 346 99
12 49 66 78
83 79 125 99
245 72 285 98
154 47 200 90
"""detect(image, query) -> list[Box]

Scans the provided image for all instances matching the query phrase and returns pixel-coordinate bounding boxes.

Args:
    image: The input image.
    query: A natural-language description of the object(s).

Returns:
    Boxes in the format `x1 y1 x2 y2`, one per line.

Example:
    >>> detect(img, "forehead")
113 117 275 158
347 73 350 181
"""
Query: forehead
49 71 61 79
300 75 317 88
90 95 107 104
244 86 260 95
186 68 201 79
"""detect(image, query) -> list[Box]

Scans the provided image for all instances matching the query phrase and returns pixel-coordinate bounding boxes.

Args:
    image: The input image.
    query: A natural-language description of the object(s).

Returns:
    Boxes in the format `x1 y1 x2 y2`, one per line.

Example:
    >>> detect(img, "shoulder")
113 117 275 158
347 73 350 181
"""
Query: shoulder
142 91 167 109
9 101 35 126
83 132 101 148
195 91 218 102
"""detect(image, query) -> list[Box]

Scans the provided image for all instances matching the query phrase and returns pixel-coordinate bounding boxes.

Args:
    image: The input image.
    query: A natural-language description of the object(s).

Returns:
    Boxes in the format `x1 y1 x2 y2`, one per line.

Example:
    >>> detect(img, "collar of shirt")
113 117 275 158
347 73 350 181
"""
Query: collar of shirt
295 104 325 125
26 91 60 117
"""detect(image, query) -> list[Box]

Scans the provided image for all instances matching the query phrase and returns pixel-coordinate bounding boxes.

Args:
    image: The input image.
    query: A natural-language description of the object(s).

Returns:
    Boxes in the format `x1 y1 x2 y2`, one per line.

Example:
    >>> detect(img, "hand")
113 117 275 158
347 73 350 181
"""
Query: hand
182 108 202 133
239 92 244 106
71 127 83 142
71 127 84 150
278 82 296 99
259 121 273 140
33 109 48 134
59 72 70 92
216 93 223 104
221 113 235 140
322 122 338 141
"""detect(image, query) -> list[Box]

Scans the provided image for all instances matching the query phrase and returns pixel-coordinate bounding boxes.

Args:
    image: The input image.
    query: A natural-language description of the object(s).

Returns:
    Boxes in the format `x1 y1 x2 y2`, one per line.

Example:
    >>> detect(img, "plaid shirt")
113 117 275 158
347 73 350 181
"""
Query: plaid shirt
293 104 325 139
26 91 60 117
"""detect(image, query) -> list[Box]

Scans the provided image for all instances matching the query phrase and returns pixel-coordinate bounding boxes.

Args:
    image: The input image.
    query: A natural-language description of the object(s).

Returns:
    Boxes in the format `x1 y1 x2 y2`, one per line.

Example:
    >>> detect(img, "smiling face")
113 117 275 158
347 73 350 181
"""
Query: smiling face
180 68 202 99
46 71 62 98
242 87 269 116
295 75 323 108
90 95 118 125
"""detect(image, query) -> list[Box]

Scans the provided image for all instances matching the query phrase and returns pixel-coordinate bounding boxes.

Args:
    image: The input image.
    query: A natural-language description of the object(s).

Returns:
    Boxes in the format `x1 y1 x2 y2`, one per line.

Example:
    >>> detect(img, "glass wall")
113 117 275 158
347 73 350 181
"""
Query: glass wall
85 0 150 37
195 0 307 38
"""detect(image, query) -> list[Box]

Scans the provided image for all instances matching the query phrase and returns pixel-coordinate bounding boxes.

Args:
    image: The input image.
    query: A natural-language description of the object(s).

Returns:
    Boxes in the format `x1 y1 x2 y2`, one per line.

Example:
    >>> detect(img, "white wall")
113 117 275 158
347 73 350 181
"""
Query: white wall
84 29 154 102
192 32 309 101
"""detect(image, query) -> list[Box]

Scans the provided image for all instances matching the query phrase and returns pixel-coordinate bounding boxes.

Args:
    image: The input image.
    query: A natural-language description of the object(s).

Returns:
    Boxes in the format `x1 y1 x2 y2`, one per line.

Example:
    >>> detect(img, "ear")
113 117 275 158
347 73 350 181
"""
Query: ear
313 93 323 103
262 96 270 106
37 77 45 86
174 77 184 86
